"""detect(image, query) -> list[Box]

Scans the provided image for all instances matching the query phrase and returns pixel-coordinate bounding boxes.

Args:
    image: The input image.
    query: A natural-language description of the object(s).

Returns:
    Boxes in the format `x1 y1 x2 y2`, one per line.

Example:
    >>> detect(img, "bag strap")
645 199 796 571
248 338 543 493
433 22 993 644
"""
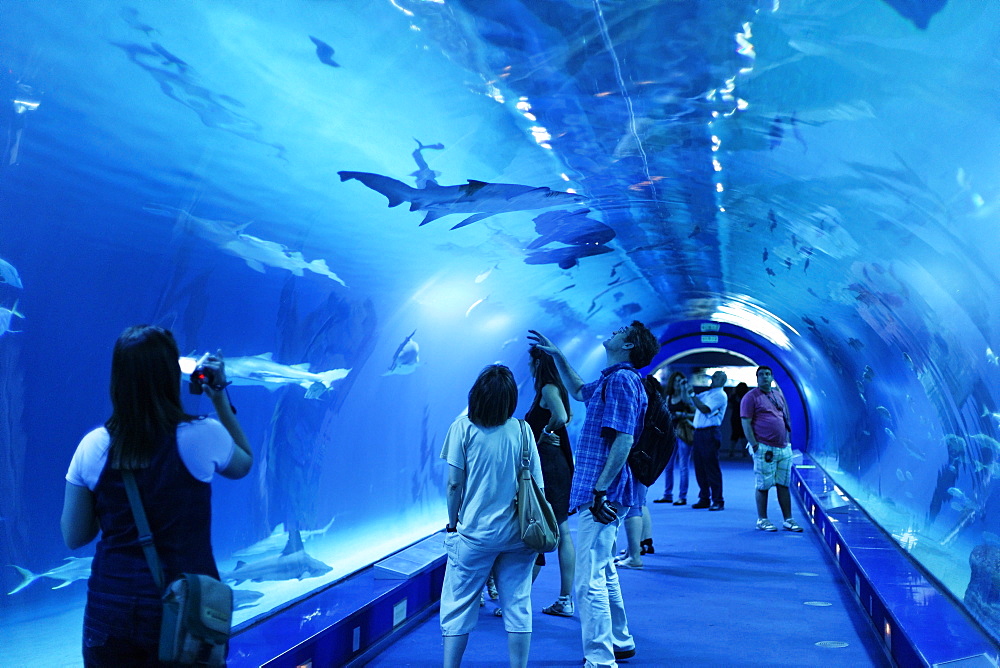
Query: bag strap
518 419 531 470
121 470 167 593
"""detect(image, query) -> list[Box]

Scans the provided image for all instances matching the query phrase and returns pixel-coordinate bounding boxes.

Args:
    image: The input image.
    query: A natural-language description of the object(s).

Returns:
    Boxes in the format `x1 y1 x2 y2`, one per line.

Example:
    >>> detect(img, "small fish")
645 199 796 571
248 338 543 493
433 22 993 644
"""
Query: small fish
987 347 999 365
767 116 785 150
802 316 816 327
614 302 641 319
876 406 892 421
862 365 875 382
610 261 625 278
902 352 916 372
465 297 487 318
807 288 819 298
762 248 768 262
765 267 776 277
803 258 810 273
120 7 156 35
501 337 519 349
906 471 913 481
410 138 444 189
151 43 188 70
948 487 976 513
688 225 701 238
309 36 340 67
895 468 906 482
556 284 576 294
884 427 896 441
0 258 23 288
847 338 864 351
475 264 498 283
784 257 792 270
820 316 829 324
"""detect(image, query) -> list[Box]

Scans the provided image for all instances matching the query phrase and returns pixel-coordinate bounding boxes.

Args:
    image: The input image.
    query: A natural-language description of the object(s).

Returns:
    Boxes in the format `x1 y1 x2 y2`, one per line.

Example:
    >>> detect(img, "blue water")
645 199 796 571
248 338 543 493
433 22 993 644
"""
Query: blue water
3 0 1000 663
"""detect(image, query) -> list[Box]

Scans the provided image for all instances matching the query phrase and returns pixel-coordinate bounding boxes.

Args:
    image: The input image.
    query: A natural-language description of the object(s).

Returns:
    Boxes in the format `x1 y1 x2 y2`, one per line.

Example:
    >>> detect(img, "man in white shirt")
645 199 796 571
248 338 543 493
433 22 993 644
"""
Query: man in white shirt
690 371 728 511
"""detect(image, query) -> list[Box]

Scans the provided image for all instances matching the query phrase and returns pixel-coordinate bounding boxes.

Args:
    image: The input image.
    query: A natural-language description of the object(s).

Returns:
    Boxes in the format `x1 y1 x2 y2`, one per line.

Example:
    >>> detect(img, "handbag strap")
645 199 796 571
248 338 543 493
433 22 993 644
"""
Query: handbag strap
518 419 531 470
121 470 167 593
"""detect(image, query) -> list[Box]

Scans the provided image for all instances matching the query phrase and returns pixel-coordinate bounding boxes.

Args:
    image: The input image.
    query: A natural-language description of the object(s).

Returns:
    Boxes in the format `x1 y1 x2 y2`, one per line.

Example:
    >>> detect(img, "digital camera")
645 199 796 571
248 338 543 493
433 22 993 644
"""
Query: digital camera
188 353 220 395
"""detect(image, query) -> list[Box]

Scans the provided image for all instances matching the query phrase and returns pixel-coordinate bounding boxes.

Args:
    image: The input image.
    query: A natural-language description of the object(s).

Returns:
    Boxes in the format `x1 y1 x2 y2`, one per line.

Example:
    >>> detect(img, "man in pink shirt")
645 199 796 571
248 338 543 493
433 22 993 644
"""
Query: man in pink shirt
740 366 803 532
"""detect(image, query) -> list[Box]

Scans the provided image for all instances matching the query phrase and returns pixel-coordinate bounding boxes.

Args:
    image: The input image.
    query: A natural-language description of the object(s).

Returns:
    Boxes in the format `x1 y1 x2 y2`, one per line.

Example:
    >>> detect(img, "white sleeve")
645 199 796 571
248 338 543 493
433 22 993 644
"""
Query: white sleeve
177 419 236 483
440 418 469 471
66 428 111 491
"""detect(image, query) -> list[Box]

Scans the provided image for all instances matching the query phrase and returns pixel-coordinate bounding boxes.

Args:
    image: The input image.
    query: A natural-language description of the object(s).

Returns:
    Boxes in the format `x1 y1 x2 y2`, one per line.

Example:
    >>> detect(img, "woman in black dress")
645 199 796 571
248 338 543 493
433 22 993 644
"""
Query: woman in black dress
525 346 576 617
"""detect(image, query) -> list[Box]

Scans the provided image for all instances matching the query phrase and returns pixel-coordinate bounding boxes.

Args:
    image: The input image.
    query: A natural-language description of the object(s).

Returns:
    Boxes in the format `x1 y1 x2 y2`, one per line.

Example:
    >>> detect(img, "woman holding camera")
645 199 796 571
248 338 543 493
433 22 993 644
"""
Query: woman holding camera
61 325 252 666
440 364 541 668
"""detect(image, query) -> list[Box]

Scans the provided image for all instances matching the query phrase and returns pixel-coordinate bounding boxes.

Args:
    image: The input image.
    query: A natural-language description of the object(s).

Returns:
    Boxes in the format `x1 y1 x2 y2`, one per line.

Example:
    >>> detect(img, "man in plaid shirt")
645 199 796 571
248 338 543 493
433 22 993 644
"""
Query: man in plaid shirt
528 321 659 667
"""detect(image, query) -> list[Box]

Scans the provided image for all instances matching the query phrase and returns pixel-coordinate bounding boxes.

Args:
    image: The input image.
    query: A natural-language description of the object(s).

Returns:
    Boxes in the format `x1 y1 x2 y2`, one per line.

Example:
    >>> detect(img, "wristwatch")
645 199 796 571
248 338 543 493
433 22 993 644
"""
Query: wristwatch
446 525 457 533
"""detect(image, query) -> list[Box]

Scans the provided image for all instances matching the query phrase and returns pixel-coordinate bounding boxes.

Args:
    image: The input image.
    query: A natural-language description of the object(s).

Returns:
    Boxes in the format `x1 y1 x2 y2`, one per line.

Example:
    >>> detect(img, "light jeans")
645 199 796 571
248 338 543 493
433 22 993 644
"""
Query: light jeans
575 506 634 667
662 437 692 499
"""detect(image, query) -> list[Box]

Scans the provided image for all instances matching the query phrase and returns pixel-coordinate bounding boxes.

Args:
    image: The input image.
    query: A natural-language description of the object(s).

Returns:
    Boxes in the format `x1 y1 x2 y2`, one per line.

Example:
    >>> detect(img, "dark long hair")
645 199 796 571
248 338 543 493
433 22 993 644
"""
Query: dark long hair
666 371 686 396
468 364 518 428
104 325 197 470
529 346 570 420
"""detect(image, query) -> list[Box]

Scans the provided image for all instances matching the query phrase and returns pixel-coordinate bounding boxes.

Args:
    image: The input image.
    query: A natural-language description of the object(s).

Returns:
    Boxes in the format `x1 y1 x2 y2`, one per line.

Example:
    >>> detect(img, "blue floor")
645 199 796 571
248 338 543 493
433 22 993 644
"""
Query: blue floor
363 458 891 667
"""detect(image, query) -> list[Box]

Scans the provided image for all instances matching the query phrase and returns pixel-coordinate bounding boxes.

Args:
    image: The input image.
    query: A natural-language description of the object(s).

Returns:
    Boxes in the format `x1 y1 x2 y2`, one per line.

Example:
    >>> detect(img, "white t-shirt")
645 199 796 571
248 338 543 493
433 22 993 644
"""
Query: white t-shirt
693 387 728 429
440 417 542 548
66 419 236 491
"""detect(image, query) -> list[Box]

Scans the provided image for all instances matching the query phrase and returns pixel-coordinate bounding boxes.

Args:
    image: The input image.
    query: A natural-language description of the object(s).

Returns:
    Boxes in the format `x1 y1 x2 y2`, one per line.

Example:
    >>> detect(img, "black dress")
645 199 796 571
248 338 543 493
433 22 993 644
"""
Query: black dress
525 400 573 524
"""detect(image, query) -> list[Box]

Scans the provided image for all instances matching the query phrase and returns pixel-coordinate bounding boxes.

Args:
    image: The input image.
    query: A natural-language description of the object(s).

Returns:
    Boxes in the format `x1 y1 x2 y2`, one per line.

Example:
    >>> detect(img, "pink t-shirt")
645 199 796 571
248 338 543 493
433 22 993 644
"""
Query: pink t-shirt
740 387 789 447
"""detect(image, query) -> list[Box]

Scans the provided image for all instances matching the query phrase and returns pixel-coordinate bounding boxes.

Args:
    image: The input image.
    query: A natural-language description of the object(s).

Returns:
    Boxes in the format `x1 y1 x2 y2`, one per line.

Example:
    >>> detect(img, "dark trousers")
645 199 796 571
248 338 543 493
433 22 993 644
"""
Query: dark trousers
693 426 723 504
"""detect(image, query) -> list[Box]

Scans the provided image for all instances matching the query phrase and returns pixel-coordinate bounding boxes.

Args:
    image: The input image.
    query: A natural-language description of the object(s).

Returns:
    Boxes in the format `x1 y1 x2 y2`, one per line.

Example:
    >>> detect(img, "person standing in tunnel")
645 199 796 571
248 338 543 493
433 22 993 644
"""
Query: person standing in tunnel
741 366 804 532
690 371 728 511
528 321 659 668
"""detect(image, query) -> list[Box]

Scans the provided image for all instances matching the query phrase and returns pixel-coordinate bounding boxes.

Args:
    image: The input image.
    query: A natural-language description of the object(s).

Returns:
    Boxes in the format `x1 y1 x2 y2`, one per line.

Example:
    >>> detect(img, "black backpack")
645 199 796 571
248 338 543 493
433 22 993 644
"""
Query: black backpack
601 373 676 487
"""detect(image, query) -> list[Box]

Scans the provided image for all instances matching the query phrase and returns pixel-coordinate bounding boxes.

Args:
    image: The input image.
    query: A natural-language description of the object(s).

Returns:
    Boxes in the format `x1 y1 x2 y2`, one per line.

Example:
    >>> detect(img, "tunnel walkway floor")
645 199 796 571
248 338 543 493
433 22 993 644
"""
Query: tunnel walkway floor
363 458 891 667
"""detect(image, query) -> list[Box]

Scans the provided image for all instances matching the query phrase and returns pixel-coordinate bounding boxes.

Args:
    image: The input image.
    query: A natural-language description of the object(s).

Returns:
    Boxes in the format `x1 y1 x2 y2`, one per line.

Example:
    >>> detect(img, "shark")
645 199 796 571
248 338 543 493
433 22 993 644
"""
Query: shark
526 208 616 249
221 550 332 585
232 518 335 559
232 588 265 610
0 258 22 288
0 301 23 336
144 204 346 286
338 171 586 229
8 557 93 594
180 353 350 399
524 244 613 269
384 330 420 376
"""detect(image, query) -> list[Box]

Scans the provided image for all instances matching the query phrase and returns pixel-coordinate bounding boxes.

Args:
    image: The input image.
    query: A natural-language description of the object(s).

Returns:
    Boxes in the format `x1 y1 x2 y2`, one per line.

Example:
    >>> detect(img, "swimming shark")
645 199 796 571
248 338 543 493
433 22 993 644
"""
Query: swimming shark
384 330 420 376
410 138 444 189
0 258 22 288
338 171 586 229
221 550 332 585
524 244 613 269
232 518 335 559
8 557 93 594
144 204 346 286
0 301 23 336
180 353 350 399
526 209 616 249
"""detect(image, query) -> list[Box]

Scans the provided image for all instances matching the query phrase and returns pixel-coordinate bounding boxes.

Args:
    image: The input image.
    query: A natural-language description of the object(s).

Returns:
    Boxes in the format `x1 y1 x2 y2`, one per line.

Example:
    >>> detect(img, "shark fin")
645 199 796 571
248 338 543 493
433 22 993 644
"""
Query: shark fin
254 353 274 360
290 363 311 371
463 180 490 195
235 561 248 569
245 259 266 273
51 581 73 590
450 212 493 230
304 383 325 400
419 209 448 226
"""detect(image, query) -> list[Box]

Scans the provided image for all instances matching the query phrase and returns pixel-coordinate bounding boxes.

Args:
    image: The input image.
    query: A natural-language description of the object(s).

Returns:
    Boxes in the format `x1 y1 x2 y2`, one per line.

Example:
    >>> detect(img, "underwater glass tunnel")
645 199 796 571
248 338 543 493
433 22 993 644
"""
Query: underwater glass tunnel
2 0 1000 663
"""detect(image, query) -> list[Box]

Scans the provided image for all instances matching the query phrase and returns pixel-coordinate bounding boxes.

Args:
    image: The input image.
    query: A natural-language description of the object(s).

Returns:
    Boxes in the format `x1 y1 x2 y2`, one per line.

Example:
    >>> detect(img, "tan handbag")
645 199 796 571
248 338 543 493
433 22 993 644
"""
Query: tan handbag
516 420 560 552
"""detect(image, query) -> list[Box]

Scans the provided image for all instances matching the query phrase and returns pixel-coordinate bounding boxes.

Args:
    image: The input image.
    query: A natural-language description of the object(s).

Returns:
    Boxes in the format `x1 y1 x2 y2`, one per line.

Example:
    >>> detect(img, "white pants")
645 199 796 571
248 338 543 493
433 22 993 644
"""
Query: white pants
575 506 635 667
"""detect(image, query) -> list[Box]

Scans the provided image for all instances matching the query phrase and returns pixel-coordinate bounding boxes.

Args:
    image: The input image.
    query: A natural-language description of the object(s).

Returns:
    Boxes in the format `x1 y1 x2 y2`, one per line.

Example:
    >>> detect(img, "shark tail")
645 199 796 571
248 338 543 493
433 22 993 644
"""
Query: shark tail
7 565 38 595
337 171 414 208
316 368 351 388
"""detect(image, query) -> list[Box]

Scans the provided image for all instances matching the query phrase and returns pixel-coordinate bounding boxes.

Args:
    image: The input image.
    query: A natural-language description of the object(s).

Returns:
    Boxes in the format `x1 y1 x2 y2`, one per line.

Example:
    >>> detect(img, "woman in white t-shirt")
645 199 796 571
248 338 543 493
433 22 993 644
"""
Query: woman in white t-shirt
439 364 542 668
60 325 252 666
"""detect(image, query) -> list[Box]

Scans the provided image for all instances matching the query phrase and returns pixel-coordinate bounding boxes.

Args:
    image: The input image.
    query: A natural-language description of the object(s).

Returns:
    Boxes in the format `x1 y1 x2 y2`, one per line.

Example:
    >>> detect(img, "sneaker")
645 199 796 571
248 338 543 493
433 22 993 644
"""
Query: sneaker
756 518 778 532
783 518 804 532
672 498 687 506
486 575 499 600
616 557 643 569
542 596 574 617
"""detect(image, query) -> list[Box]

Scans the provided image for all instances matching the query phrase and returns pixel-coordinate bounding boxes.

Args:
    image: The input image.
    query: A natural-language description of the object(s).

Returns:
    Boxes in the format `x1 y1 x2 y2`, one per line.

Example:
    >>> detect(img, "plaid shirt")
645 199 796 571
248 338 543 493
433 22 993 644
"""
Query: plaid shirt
569 362 647 510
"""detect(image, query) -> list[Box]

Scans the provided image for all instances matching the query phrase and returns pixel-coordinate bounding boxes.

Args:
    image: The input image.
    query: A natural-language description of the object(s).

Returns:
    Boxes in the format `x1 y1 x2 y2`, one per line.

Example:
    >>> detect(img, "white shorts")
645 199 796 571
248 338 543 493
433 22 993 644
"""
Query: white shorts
439 532 536 635
754 444 792 490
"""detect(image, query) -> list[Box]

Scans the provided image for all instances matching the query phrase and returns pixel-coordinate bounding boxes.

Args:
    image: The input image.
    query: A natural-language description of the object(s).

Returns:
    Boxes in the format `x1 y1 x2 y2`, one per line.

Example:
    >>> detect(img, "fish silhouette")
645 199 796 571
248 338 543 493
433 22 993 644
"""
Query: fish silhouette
309 35 340 67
